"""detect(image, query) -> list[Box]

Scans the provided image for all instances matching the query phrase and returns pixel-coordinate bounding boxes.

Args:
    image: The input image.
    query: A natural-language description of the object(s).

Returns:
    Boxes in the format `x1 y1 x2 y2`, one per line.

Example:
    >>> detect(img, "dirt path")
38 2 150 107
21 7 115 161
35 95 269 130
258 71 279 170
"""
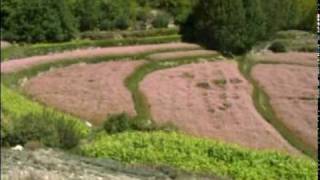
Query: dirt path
23 61 144 125
1 43 200 74
140 61 299 155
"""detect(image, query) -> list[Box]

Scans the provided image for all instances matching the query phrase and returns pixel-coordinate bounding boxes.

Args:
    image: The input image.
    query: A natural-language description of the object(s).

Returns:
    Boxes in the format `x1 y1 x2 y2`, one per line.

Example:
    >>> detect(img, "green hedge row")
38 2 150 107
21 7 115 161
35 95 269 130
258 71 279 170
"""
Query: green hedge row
80 28 179 40
1 35 181 61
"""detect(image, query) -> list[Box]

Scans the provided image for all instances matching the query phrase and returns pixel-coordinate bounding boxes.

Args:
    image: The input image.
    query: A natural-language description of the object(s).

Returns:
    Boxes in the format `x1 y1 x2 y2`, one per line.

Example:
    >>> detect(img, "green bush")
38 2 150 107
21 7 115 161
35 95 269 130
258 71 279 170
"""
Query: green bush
185 0 249 54
103 113 177 134
3 0 77 43
103 113 133 133
79 131 317 180
152 12 171 28
1 84 89 145
3 110 82 149
114 16 130 30
268 41 287 53
73 0 100 31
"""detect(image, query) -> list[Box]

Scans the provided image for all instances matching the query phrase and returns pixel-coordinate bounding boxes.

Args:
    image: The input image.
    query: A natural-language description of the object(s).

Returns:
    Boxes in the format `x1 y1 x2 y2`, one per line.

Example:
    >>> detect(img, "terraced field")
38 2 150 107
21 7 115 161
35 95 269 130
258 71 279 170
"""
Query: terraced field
23 61 144 125
140 61 297 154
1 39 317 179
252 63 318 157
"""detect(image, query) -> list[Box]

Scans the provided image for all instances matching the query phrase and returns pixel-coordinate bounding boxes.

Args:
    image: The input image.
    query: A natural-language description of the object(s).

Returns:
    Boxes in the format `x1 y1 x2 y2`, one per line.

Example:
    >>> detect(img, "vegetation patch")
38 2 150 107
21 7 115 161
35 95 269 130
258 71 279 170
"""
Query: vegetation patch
79 131 317 180
0 85 89 147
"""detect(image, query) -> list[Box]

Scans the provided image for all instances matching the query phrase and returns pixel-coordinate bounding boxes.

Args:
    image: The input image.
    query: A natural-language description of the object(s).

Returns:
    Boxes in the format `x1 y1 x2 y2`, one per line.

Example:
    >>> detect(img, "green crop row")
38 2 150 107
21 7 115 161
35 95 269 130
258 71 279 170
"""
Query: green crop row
80 28 180 40
79 131 317 180
1 35 181 61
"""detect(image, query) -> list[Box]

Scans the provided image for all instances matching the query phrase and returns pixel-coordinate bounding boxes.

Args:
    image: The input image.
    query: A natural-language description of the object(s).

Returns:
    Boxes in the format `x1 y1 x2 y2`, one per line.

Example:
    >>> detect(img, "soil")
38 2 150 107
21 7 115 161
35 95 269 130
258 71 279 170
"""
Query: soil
148 50 217 60
1 43 200 73
140 61 299 154
23 60 144 125
252 64 318 152
1 148 224 180
253 52 317 66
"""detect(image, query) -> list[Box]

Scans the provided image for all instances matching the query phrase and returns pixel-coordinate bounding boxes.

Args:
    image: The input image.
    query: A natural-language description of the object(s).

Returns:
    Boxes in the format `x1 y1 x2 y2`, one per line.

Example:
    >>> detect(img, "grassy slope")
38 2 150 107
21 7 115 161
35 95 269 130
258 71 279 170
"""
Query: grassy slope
0 85 89 136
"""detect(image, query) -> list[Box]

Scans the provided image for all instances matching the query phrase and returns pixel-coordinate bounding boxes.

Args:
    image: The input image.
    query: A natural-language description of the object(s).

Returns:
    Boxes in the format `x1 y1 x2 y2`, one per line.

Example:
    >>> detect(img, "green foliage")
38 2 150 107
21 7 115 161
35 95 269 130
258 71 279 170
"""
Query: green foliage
152 12 171 28
186 0 249 54
114 16 130 30
268 41 287 53
81 28 179 40
79 131 317 180
104 113 133 133
73 0 100 31
3 110 82 149
0 85 89 137
137 0 198 24
3 0 77 43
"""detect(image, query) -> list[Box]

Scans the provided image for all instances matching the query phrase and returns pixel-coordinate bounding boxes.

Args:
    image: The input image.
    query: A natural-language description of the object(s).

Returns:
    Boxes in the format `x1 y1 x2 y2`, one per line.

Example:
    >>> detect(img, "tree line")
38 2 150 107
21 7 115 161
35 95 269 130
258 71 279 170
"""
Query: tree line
182 0 316 54
0 0 196 43
1 0 316 54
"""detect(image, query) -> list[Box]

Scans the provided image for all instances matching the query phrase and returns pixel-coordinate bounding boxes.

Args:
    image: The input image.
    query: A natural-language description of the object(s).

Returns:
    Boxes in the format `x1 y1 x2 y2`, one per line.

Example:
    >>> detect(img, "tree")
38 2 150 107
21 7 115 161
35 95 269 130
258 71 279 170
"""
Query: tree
74 0 100 31
4 0 77 42
187 0 249 54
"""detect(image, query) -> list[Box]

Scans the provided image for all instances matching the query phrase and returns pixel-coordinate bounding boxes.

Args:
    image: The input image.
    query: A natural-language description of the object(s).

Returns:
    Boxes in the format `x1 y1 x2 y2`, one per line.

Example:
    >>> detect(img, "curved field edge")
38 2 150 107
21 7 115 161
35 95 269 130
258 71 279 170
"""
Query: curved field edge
1 35 181 61
124 56 220 121
78 131 317 180
238 55 316 159
1 47 316 178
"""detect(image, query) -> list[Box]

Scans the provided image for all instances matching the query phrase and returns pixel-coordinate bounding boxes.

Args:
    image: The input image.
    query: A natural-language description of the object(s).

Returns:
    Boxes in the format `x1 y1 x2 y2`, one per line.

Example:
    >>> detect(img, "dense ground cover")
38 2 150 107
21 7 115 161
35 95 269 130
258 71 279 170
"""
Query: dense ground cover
79 131 317 180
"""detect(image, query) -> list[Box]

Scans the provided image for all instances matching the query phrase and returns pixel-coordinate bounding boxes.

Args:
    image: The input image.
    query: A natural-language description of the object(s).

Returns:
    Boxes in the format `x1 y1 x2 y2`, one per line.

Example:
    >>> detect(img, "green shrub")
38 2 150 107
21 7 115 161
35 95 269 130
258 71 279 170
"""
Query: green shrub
73 0 100 31
79 131 317 180
1 76 88 149
100 20 115 31
3 0 77 43
4 110 82 149
103 113 177 134
268 41 287 53
103 113 133 133
54 115 83 149
114 16 130 30
152 12 171 28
